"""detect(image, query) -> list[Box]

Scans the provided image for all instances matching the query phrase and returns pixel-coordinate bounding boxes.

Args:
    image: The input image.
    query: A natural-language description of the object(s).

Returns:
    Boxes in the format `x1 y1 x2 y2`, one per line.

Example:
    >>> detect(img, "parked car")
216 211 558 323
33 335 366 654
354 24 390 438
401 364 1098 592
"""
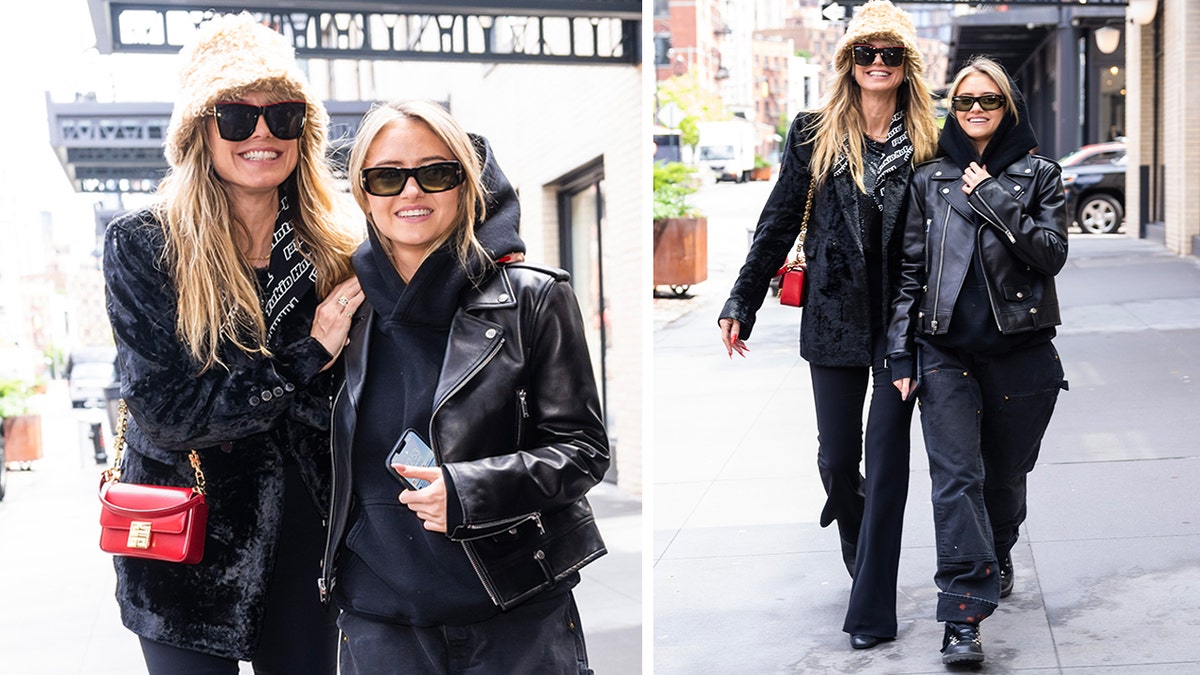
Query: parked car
69 361 116 409
1060 142 1126 234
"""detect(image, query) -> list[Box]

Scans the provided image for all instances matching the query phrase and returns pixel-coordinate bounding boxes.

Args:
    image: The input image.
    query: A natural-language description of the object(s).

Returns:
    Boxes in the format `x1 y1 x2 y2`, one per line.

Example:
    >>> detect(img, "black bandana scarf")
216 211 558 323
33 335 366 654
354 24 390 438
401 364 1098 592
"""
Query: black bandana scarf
261 187 316 343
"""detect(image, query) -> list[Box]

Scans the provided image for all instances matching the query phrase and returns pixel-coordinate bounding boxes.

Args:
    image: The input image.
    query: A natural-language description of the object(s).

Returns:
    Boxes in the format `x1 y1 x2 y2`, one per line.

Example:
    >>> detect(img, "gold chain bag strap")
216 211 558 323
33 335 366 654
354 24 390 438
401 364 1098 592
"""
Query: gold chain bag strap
98 400 209 564
778 176 816 307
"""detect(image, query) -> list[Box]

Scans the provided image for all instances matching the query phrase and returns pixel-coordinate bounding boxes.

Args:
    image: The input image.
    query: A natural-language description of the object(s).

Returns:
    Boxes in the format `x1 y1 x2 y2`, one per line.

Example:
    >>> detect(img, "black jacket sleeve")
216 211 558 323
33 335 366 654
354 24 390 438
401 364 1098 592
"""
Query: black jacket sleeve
718 113 815 340
103 211 333 451
966 160 1069 276
885 168 931 378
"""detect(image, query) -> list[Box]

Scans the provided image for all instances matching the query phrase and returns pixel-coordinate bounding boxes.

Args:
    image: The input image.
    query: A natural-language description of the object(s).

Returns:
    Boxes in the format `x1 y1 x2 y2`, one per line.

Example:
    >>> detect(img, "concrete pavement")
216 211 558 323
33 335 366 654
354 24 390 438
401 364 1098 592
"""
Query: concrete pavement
0 386 641 674
653 178 1200 673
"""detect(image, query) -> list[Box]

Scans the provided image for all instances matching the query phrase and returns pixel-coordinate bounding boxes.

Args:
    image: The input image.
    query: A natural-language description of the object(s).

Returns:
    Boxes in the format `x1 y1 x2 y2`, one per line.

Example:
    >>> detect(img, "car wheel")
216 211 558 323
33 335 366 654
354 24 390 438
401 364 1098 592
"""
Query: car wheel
1077 194 1123 234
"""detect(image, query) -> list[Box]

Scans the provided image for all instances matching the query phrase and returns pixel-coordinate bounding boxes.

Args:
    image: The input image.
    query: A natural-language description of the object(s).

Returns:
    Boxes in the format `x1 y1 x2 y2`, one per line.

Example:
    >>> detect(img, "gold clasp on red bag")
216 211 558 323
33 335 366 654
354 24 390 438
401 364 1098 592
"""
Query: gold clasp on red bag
127 521 152 549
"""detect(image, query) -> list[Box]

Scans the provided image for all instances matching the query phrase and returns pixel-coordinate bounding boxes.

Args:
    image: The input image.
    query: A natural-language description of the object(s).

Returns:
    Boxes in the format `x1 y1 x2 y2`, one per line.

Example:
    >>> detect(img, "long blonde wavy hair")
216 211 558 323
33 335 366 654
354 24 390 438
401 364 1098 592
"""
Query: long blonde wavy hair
154 89 359 372
807 40 940 191
347 100 490 277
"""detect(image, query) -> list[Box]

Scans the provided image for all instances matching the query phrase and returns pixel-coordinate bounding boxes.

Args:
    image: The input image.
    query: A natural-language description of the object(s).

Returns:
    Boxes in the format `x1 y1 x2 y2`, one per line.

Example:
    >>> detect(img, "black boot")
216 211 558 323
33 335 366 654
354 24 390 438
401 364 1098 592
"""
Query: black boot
999 553 1014 599
941 622 984 665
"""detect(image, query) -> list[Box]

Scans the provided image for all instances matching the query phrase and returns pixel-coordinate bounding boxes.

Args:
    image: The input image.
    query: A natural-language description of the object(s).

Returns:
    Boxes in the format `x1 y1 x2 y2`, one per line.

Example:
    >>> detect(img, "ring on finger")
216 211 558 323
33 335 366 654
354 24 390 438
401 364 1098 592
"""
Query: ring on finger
337 296 350 306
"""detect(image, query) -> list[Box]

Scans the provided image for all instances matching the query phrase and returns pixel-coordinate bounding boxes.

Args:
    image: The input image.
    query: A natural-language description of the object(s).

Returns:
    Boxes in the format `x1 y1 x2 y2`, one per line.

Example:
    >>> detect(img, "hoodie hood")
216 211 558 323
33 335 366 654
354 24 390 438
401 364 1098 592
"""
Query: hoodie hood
939 70 1039 174
164 13 328 169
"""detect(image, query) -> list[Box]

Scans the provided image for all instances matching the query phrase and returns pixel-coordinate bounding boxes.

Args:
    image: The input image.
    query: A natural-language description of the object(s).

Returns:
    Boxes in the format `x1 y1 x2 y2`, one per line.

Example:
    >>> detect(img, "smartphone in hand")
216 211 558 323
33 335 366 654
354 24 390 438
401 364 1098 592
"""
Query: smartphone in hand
385 428 437 490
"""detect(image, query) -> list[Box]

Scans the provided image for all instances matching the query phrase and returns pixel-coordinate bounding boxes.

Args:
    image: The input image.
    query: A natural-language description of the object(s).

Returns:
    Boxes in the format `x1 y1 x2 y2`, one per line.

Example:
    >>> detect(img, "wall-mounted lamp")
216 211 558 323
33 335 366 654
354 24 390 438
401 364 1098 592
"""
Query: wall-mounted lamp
1095 25 1121 54
1128 0 1158 26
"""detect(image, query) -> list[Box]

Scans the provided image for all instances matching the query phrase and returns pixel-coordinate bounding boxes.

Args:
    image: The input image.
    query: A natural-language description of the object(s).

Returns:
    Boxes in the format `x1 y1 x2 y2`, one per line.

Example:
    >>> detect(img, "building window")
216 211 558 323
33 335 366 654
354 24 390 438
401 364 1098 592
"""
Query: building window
555 159 612 476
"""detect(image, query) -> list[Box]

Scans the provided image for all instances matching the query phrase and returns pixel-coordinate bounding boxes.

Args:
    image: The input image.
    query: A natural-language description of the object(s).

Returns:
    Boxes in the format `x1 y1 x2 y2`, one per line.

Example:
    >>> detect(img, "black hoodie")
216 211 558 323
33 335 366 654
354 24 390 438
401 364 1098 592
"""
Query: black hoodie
336 134 533 626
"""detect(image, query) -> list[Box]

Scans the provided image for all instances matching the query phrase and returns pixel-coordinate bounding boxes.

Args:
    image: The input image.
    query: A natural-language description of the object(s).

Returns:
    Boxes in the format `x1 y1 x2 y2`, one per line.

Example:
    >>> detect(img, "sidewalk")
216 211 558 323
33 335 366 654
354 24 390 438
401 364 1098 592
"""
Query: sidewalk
0 387 641 674
653 233 1200 673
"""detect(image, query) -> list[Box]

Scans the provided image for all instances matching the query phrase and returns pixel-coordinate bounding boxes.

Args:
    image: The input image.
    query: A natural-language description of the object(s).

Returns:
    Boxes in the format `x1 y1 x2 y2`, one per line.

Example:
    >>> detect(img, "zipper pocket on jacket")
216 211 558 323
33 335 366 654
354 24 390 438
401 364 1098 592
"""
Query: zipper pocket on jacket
515 387 529 449
930 204 952 333
459 511 545 540
461 541 502 606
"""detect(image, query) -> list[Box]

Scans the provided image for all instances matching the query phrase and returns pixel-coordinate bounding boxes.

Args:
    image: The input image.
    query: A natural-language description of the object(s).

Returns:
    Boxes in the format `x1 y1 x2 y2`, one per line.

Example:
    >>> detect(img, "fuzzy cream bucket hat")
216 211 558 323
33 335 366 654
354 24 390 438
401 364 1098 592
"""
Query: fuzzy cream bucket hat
164 13 327 168
833 0 923 72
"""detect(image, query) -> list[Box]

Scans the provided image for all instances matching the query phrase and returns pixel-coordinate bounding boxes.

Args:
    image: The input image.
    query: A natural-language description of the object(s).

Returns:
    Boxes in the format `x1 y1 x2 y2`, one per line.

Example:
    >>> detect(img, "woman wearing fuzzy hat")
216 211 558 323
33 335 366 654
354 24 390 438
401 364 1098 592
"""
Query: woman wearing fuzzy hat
887 55 1068 665
719 0 939 651
102 14 362 673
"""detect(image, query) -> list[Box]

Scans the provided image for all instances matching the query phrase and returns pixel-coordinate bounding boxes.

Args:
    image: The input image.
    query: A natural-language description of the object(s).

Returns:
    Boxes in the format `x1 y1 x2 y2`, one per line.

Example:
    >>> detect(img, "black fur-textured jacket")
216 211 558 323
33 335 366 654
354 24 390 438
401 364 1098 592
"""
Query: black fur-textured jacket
103 209 334 660
719 112 914 367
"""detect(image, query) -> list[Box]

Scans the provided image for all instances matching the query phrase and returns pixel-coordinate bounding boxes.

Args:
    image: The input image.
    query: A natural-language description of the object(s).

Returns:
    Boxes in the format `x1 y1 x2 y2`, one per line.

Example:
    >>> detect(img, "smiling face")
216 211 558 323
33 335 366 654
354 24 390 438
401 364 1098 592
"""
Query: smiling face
852 40 905 97
953 72 1005 154
204 91 300 199
363 117 463 280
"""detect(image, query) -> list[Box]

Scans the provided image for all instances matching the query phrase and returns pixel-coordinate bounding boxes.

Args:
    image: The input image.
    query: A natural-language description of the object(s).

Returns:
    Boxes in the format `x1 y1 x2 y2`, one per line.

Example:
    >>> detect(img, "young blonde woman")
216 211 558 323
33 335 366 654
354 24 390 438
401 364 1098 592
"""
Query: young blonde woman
102 14 362 673
322 99 609 673
718 0 939 650
887 55 1069 664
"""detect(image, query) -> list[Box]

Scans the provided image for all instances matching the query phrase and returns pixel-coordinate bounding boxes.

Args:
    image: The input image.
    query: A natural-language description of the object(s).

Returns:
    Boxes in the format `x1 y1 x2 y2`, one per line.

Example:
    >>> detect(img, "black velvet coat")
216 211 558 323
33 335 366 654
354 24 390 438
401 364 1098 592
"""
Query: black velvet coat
103 209 335 660
720 112 914 367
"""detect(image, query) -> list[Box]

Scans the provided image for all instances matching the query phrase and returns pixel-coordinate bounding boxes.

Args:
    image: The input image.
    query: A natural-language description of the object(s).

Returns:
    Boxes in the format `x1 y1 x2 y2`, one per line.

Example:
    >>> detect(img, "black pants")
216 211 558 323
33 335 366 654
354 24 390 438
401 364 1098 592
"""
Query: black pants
139 463 338 674
338 591 592 674
917 340 1064 623
810 357 914 638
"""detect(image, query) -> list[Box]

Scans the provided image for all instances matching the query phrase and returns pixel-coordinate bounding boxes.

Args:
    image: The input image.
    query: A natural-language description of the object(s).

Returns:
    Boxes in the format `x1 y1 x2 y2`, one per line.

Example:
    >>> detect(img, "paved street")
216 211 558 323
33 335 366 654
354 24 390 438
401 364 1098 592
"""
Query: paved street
0 386 641 673
653 178 1200 673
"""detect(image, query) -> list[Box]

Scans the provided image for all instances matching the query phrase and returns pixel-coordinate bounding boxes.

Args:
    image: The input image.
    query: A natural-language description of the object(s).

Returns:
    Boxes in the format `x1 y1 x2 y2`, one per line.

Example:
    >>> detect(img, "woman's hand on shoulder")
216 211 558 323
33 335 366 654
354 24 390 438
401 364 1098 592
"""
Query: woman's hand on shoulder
719 318 749 358
311 276 364 370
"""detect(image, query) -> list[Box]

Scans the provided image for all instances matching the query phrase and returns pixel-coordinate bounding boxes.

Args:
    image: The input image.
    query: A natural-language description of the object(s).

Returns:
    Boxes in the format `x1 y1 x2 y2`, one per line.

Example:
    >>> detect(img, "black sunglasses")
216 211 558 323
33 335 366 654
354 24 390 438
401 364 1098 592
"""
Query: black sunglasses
852 44 905 68
951 94 1006 112
212 101 307 142
361 161 466 196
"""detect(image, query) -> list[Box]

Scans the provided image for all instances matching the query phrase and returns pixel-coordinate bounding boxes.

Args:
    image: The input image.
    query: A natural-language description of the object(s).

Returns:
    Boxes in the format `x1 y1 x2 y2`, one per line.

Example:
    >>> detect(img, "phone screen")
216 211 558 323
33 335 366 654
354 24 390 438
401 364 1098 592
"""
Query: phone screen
385 428 437 490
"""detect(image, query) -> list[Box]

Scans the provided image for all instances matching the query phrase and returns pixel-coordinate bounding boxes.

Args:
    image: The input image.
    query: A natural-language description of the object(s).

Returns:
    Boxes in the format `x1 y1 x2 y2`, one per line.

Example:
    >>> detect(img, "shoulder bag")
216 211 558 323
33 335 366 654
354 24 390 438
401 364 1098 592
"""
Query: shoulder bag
777 175 816 307
98 400 208 564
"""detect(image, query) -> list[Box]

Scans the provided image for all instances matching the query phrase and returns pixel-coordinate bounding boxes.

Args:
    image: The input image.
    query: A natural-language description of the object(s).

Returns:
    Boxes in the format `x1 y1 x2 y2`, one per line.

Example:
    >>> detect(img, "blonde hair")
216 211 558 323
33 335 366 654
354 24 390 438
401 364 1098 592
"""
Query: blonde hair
808 41 939 191
154 88 358 372
347 99 490 276
949 55 1020 124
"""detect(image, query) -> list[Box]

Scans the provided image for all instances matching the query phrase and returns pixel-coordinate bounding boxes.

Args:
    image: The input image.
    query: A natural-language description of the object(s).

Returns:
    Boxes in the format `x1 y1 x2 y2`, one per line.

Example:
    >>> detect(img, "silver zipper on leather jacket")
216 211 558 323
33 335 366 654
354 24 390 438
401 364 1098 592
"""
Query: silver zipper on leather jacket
460 512 546 607
318 381 348 604
968 191 1017 244
930 204 953 333
515 387 529 449
427 333 509 605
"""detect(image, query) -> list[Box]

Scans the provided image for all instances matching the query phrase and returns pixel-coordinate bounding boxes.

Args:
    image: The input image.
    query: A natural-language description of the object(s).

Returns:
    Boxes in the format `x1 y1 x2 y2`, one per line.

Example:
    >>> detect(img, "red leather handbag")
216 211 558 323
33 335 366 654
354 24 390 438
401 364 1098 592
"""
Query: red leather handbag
98 400 208 564
777 176 815 308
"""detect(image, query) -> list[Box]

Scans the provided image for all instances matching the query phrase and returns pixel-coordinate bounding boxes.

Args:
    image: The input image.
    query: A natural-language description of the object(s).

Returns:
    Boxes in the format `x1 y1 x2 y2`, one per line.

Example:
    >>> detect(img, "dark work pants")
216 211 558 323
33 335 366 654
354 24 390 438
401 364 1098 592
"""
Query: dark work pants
338 591 593 674
139 463 338 674
810 357 914 638
916 340 1064 624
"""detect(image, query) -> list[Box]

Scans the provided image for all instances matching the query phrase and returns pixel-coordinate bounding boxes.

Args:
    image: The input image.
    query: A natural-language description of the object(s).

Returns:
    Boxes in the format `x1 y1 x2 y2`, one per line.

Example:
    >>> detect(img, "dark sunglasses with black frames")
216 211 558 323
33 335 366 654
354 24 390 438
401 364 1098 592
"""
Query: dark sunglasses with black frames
950 94 1006 112
360 161 466 196
212 101 307 142
851 44 905 68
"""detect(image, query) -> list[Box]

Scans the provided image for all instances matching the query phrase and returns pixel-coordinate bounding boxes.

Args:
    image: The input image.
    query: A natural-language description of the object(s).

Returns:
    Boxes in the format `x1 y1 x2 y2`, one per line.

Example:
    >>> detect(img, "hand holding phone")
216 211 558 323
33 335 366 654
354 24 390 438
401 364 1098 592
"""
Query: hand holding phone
386 429 437 490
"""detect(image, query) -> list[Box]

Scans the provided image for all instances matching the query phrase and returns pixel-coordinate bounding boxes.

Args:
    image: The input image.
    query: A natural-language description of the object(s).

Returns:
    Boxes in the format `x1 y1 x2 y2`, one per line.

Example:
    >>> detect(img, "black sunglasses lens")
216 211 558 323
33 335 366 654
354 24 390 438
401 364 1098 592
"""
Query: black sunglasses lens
214 104 258 141
415 163 464 192
880 48 904 67
978 95 1004 110
362 169 406 196
263 102 306 140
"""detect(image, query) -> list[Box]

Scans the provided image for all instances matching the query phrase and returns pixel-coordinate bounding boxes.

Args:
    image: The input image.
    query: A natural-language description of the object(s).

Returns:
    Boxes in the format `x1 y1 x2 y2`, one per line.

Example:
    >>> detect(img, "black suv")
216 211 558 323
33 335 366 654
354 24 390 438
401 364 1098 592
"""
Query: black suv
1060 142 1126 234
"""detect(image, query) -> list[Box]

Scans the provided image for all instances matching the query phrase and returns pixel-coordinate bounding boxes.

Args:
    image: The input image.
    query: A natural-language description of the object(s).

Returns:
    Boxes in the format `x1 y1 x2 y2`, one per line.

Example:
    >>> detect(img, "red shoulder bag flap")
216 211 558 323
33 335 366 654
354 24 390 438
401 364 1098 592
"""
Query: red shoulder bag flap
99 479 208 564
